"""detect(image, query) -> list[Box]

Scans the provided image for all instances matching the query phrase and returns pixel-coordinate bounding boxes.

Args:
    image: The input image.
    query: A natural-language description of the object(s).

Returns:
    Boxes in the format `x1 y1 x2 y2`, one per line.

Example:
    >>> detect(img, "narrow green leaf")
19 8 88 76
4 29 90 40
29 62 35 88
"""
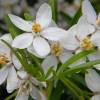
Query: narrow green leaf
63 59 100 75
70 8 82 26
49 0 57 22
57 50 96 76
24 13 33 21
4 15 23 39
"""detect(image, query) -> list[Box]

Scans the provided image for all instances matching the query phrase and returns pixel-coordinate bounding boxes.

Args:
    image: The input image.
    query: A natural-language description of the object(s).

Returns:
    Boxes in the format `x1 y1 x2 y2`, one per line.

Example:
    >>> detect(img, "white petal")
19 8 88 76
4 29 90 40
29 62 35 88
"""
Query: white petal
33 37 50 57
87 51 100 70
85 69 100 92
76 23 95 39
7 66 19 93
42 55 58 74
42 27 67 41
82 0 96 25
8 14 32 32
12 33 33 49
0 34 12 44
17 70 28 79
91 95 100 100
36 3 52 29
30 86 46 100
60 25 79 50
59 51 73 63
49 20 57 27
27 45 45 58
78 15 88 24
12 54 21 69
0 66 8 85
15 92 29 100
91 31 100 47
0 40 11 60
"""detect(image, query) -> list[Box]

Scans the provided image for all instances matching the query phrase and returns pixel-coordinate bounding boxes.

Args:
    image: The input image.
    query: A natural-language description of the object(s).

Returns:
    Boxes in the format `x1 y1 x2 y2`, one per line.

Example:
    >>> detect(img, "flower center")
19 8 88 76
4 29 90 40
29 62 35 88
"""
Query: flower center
32 23 41 33
80 37 94 50
51 42 62 57
0 55 9 65
96 18 100 26
21 81 32 93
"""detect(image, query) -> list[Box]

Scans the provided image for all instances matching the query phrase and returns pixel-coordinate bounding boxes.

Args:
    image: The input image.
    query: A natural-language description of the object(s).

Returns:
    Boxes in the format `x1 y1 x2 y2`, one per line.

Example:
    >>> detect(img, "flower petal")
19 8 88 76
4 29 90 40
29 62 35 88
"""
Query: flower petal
12 54 21 69
76 23 95 39
85 69 100 92
7 66 19 93
15 92 29 100
30 86 46 100
0 34 12 44
12 33 33 49
42 55 58 74
36 3 52 29
0 66 8 85
0 40 11 60
42 27 67 41
33 37 50 57
8 14 32 32
60 25 79 50
59 51 73 63
91 31 100 47
87 51 100 70
17 70 28 79
82 0 96 25
27 45 45 58
91 95 100 100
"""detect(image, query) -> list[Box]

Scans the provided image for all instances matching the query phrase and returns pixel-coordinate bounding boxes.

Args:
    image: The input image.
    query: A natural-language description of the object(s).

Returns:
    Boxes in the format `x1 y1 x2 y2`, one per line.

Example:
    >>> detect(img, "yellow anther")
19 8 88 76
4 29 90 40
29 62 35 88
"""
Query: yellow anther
80 37 94 50
32 23 41 33
0 55 9 65
96 19 100 26
51 42 62 57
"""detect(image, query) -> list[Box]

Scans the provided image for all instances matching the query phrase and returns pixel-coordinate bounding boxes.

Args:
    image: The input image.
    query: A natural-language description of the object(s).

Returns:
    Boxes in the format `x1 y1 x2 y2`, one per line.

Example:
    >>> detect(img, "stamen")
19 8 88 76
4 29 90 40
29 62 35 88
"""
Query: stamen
96 19 100 26
80 37 94 50
32 23 41 33
0 55 9 65
51 42 62 57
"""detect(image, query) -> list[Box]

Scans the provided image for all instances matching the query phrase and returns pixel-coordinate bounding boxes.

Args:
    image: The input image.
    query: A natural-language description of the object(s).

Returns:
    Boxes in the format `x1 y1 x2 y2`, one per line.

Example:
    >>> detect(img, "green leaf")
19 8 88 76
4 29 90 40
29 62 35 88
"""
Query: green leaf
49 0 57 22
4 15 23 39
63 59 100 75
57 49 96 76
24 13 34 21
70 8 82 26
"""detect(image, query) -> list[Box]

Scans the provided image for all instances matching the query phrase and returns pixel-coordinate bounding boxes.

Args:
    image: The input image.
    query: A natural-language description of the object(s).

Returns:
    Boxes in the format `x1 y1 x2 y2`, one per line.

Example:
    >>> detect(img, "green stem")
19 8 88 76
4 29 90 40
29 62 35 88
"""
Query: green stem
63 59 100 75
5 91 17 100
49 0 57 22
47 80 54 100
57 50 96 76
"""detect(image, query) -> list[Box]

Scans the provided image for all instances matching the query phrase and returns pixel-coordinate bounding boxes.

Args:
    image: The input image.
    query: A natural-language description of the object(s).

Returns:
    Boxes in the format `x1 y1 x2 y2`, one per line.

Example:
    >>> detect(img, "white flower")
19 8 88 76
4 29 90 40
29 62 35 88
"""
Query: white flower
15 70 46 100
82 0 100 30
8 3 67 57
85 69 100 100
0 34 21 93
41 42 86 74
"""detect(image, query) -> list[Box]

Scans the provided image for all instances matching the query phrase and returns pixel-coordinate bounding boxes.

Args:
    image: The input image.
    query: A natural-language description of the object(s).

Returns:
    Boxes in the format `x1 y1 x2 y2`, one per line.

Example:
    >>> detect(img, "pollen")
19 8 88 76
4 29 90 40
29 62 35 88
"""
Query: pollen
96 19 100 26
32 23 41 33
80 37 94 50
0 55 9 65
51 42 62 57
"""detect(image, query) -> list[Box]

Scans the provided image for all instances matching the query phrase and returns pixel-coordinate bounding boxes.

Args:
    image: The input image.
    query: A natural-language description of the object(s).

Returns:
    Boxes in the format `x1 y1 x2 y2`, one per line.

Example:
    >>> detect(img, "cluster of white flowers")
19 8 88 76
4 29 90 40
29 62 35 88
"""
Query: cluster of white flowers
0 0 100 100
